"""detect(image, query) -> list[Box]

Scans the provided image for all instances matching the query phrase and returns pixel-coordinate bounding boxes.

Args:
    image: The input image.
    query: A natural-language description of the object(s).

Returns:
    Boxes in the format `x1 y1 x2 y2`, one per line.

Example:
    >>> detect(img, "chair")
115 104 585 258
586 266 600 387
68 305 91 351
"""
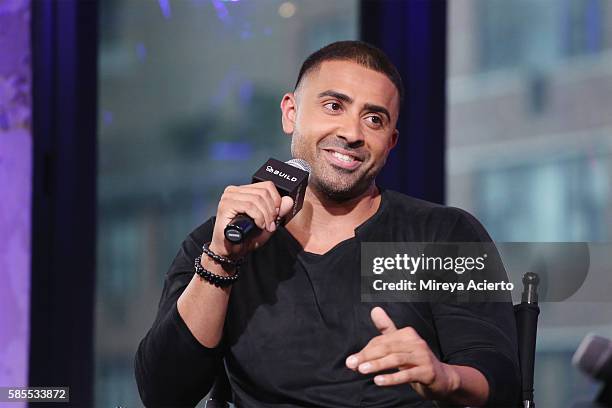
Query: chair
514 272 541 408
203 365 232 408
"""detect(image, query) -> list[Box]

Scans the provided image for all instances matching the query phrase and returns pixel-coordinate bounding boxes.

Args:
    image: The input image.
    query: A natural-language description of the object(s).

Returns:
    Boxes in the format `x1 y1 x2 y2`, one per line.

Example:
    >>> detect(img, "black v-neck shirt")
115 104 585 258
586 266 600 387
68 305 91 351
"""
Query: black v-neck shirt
135 189 521 408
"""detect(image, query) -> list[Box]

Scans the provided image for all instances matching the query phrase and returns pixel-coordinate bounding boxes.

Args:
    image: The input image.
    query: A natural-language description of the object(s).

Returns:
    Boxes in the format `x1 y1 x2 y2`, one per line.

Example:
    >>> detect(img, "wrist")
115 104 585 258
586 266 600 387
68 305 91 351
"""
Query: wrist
208 240 232 258
206 241 245 265
194 254 240 286
199 254 235 277
443 363 461 396
440 364 489 407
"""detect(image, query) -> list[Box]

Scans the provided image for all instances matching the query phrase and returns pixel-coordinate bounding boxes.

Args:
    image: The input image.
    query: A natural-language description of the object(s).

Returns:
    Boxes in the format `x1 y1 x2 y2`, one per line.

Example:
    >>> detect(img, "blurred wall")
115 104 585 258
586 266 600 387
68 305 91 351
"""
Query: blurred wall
447 0 612 405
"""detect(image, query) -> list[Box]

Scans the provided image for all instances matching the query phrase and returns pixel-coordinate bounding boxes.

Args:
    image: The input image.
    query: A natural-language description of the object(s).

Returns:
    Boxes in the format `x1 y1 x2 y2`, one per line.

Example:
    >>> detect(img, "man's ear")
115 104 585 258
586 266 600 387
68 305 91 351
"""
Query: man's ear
280 93 297 135
389 129 399 150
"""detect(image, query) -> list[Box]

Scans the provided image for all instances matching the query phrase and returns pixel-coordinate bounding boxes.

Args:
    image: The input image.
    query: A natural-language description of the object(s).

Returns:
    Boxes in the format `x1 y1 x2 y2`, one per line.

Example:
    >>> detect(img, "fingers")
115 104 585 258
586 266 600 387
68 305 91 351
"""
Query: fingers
223 197 270 231
345 307 401 369
252 181 283 211
225 191 274 231
373 366 434 387
279 195 294 218
243 181 282 228
371 307 397 334
346 334 422 369
355 348 428 374
346 325 424 371
221 182 282 232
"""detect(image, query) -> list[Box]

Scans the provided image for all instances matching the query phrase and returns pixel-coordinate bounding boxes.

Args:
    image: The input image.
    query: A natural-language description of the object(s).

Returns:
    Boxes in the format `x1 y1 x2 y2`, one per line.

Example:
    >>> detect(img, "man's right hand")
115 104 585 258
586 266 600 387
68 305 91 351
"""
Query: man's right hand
178 182 292 348
209 181 294 260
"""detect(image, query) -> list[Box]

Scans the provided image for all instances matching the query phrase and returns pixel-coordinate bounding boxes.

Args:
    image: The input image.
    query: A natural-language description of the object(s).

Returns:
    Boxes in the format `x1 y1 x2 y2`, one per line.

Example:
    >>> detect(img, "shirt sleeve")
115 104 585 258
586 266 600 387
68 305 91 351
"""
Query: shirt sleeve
429 207 521 407
134 217 224 407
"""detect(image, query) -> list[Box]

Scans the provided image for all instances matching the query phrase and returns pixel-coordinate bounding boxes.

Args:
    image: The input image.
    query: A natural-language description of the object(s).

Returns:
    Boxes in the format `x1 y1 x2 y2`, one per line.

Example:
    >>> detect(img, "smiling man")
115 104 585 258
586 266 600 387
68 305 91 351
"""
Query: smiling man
285 58 399 202
135 41 520 408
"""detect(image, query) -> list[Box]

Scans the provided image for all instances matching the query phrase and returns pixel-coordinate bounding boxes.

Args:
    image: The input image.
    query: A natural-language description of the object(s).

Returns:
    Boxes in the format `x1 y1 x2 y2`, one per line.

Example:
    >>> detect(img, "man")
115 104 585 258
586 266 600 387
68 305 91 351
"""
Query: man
135 41 520 407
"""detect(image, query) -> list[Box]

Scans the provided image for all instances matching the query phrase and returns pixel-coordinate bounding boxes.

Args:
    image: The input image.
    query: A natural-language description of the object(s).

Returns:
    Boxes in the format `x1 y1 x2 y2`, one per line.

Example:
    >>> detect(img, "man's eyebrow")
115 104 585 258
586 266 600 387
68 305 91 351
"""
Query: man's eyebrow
317 90 353 104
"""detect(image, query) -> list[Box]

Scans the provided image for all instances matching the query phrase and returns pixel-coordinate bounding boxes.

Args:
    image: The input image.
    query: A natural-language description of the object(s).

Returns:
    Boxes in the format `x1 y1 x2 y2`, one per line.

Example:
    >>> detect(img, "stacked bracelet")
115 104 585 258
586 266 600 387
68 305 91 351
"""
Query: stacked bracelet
201 242 244 267
194 255 240 287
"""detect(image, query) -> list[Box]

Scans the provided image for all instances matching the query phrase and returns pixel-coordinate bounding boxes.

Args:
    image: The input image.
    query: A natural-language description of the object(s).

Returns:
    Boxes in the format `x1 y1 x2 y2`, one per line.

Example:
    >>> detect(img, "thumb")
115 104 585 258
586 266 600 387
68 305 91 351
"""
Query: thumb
371 306 397 334
278 196 294 218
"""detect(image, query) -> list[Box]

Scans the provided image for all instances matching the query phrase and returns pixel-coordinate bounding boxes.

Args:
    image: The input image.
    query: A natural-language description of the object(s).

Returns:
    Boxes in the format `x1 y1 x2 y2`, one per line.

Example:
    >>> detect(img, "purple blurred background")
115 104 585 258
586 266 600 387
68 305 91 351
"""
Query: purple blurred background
0 0 31 395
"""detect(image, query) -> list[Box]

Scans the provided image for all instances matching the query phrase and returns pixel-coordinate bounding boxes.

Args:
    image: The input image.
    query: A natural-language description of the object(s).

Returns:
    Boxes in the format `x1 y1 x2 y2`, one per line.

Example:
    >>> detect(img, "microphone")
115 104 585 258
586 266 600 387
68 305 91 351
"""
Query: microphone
573 334 612 407
223 158 311 244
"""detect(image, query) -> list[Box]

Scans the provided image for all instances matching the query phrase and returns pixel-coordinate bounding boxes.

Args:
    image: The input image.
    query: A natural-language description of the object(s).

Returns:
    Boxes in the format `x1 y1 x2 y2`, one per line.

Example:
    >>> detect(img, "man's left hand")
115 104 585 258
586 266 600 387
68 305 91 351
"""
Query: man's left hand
345 306 461 401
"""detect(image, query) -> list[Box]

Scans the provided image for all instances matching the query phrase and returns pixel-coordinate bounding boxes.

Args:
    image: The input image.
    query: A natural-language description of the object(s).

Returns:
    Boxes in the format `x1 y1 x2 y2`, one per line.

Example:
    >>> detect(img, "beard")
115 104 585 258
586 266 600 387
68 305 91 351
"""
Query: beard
291 130 382 202
313 174 374 202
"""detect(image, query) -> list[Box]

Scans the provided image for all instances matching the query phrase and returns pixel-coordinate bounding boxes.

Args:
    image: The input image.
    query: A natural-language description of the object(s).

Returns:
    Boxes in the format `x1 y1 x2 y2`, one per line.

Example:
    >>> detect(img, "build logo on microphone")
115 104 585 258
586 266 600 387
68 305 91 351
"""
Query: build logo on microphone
266 165 298 182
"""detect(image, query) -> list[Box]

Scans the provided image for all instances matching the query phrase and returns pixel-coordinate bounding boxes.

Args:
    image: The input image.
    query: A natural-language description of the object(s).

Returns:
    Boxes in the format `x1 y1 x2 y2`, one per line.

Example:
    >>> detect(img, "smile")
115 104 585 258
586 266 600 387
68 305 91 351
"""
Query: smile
323 149 363 170
332 151 354 162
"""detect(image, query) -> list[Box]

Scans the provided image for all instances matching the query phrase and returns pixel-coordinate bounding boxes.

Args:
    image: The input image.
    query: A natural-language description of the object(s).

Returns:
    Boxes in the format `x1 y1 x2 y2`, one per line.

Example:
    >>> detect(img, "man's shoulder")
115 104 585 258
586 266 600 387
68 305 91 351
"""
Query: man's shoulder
381 189 491 242
383 189 440 208
383 189 469 219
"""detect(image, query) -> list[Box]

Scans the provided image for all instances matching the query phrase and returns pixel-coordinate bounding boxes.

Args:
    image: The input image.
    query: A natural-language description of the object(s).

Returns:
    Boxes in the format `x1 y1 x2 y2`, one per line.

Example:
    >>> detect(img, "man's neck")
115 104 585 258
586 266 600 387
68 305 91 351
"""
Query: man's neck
285 183 381 251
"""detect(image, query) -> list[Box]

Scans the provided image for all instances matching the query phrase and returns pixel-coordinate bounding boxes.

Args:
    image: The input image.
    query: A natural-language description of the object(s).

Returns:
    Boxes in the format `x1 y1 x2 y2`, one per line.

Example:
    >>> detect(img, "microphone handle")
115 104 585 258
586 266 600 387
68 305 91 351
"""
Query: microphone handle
224 214 258 244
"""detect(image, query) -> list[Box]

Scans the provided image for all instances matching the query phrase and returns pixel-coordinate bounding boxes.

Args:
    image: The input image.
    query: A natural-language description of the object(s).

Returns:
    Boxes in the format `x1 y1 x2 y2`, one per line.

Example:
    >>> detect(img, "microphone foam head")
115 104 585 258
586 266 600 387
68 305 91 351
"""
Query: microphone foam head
286 158 311 174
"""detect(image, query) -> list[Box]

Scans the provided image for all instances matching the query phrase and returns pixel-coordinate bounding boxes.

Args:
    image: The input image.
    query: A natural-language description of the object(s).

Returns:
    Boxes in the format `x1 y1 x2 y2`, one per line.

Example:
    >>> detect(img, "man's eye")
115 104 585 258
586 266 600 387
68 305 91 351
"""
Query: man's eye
366 115 383 126
324 102 342 111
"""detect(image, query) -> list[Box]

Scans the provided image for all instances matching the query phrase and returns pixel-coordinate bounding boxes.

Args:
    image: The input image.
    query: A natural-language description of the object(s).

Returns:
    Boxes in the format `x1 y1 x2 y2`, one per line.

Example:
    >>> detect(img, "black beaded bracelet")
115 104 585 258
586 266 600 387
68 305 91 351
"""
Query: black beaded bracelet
202 242 244 267
194 255 240 287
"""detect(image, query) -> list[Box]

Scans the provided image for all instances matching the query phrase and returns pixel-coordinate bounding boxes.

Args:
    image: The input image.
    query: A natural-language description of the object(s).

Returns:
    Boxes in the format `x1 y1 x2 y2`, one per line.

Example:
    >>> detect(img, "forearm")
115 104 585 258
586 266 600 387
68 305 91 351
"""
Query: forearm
176 250 234 348
178 183 290 348
443 364 489 407
135 301 221 406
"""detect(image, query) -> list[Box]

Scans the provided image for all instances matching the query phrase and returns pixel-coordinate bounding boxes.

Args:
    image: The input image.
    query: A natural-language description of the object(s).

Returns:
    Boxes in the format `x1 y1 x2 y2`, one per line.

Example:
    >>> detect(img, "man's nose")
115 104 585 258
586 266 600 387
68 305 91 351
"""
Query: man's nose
336 117 364 146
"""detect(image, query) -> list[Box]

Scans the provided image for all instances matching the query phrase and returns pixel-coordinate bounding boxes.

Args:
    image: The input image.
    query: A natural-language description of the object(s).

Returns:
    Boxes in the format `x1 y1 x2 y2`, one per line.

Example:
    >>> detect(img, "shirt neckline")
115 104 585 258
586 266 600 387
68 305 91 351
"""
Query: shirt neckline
278 186 388 260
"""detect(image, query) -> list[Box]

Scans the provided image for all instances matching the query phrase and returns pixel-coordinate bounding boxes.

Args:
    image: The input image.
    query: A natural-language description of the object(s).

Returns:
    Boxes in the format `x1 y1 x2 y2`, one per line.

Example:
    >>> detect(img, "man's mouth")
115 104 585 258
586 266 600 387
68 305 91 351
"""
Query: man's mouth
322 148 364 170
332 150 356 162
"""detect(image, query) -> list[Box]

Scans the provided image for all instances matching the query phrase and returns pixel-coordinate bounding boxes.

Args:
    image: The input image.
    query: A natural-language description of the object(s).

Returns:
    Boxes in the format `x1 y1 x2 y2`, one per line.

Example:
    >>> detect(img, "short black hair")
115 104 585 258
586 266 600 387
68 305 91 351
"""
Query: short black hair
294 40 404 104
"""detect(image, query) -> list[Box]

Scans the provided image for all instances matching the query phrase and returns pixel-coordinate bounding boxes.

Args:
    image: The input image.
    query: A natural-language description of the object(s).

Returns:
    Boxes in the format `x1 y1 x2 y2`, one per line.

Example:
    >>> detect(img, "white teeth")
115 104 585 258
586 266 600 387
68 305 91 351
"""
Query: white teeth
332 151 354 162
